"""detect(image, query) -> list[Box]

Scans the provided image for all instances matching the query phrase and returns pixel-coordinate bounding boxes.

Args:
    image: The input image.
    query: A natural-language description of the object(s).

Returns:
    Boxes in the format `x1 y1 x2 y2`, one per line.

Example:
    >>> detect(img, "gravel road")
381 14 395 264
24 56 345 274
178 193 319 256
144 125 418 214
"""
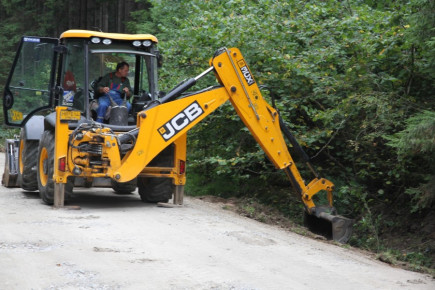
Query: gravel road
0 153 434 289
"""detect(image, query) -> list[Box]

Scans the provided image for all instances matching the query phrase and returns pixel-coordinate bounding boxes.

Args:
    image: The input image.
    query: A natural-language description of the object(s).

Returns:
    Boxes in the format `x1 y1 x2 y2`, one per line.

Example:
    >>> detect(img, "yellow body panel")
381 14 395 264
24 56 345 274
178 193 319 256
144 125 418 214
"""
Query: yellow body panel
60 29 158 43
139 134 187 185
112 87 229 182
53 108 185 184
54 107 71 183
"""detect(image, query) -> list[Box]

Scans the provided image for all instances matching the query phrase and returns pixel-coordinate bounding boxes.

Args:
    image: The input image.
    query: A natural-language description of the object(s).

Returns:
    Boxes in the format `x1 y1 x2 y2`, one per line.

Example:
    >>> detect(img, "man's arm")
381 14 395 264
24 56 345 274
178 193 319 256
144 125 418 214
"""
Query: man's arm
97 74 110 94
122 79 132 97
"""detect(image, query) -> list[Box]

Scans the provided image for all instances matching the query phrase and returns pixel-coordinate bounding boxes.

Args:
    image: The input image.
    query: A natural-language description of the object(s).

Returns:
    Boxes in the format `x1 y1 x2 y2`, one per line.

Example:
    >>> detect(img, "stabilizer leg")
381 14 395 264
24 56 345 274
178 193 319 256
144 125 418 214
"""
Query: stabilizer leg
54 183 65 208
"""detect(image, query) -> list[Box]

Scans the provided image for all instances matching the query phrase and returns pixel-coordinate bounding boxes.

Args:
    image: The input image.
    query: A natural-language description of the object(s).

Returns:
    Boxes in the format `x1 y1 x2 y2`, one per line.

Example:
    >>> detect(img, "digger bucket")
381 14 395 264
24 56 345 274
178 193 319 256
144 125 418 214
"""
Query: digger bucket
108 93 129 125
2 138 19 187
304 206 353 243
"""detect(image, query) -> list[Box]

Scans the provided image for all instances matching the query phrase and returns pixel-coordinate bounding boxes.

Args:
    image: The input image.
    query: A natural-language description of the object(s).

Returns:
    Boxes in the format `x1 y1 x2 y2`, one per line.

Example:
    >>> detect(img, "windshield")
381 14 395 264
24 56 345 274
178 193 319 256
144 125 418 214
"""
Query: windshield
60 39 158 114
89 51 138 93
60 39 86 111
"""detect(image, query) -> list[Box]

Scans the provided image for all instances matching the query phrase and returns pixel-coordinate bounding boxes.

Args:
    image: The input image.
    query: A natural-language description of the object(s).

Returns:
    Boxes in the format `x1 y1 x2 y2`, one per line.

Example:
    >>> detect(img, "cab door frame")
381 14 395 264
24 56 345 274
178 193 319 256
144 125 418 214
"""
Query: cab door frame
2 36 59 127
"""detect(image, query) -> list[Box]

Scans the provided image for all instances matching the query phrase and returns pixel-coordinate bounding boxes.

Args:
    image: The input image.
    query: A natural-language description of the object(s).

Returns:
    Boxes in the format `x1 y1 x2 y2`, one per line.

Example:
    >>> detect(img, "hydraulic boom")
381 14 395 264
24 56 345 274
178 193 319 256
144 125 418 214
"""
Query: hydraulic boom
52 47 353 242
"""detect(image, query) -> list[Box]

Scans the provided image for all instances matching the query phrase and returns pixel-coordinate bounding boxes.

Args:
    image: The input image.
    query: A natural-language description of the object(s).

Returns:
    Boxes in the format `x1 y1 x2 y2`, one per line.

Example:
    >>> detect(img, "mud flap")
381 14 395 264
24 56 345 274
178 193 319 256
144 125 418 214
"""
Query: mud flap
2 139 19 187
304 206 353 243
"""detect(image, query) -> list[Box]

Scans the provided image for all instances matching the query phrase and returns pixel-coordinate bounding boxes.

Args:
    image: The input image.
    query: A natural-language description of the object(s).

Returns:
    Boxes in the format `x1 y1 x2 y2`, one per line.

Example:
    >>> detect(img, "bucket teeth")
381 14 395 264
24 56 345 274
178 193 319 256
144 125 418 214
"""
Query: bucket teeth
331 215 353 243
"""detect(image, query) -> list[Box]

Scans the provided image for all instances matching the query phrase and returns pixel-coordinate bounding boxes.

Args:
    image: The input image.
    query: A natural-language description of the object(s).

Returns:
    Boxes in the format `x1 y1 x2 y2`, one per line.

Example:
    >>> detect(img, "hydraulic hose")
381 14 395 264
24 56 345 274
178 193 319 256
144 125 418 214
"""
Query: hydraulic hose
278 115 319 178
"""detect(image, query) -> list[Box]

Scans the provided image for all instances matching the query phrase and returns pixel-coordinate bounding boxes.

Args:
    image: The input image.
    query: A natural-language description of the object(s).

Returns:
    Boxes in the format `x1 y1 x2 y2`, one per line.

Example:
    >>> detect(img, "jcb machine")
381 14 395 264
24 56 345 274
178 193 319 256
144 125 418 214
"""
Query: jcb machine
2 30 353 243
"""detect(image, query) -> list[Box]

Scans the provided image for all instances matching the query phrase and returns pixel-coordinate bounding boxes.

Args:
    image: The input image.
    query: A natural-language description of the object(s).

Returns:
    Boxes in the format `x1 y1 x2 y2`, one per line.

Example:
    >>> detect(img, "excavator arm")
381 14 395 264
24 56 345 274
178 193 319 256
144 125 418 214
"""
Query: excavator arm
207 48 352 242
54 47 353 242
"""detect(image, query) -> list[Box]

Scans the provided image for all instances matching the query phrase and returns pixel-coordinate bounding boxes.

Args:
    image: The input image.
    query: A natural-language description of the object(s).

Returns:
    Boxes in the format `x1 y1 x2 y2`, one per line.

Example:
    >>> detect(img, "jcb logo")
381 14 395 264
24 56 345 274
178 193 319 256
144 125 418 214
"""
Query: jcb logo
237 59 255 86
158 101 204 141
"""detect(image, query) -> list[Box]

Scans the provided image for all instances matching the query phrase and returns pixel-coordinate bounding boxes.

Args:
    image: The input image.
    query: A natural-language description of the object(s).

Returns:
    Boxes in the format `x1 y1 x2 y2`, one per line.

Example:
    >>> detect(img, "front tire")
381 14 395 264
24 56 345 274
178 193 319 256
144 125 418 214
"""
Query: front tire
37 130 73 205
18 129 38 191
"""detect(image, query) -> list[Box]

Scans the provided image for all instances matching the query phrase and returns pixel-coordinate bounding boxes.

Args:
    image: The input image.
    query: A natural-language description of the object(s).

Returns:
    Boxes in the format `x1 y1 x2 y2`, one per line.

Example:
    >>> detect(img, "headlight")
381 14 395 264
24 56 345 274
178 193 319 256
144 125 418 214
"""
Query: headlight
91 37 101 44
132 40 142 47
142 40 152 47
102 39 112 45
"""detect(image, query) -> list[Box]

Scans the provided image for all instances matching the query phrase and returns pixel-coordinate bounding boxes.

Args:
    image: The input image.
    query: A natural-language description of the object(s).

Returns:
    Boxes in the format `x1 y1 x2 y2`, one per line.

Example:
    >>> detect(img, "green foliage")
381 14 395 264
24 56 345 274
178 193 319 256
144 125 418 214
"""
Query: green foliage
135 0 433 207
132 0 435 266
385 110 435 212
0 128 19 151
387 110 435 158
400 250 434 270
405 0 435 79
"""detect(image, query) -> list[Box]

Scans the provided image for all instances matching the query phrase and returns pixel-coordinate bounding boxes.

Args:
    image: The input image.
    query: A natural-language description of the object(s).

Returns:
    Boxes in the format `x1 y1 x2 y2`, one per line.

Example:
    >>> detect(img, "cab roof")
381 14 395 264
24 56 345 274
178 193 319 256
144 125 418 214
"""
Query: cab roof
60 30 158 43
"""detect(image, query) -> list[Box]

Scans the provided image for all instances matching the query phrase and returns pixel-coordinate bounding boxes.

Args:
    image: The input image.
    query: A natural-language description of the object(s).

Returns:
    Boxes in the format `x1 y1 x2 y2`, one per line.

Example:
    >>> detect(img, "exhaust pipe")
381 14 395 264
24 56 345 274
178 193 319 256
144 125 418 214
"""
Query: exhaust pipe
304 206 353 243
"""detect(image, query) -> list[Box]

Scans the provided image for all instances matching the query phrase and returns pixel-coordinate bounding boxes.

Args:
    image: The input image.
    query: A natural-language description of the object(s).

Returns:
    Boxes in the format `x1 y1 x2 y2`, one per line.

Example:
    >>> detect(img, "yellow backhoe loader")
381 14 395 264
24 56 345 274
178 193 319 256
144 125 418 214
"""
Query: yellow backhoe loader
2 30 353 243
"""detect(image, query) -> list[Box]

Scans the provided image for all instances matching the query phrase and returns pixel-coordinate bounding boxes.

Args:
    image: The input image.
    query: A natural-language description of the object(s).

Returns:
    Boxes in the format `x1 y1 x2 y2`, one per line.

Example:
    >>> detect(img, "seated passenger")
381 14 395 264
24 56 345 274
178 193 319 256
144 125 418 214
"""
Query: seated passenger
96 62 132 123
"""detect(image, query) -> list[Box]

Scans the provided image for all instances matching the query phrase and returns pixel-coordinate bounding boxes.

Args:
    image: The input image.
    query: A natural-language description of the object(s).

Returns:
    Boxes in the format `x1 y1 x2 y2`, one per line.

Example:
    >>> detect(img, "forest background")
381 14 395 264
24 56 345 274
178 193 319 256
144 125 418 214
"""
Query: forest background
0 0 434 272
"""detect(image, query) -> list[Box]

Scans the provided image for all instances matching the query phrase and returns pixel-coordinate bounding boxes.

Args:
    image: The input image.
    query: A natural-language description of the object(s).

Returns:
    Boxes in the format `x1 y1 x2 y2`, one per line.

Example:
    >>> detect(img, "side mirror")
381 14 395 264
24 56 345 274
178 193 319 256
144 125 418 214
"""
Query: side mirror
3 92 14 109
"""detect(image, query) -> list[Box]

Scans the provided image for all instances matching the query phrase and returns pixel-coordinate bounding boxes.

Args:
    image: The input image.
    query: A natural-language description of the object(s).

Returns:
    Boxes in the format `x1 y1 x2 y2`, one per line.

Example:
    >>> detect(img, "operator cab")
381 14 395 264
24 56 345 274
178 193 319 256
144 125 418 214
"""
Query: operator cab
3 30 161 127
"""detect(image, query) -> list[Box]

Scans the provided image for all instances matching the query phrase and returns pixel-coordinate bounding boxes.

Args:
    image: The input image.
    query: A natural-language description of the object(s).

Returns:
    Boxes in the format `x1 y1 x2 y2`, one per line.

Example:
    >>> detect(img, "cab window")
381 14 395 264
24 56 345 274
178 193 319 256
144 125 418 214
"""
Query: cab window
60 39 86 112
3 37 57 126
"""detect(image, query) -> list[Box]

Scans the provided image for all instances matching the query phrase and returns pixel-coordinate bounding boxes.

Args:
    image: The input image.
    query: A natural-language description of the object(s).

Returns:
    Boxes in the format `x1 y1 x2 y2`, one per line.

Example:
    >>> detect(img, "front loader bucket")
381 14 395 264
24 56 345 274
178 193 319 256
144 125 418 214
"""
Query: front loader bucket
304 206 353 243
2 139 19 187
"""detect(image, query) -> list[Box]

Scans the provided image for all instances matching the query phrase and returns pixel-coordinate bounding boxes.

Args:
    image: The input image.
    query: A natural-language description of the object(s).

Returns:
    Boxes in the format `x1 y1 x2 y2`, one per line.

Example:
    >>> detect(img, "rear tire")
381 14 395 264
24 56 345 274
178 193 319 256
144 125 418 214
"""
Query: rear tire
18 130 38 191
37 130 74 205
138 145 175 203
138 177 174 203
111 178 137 194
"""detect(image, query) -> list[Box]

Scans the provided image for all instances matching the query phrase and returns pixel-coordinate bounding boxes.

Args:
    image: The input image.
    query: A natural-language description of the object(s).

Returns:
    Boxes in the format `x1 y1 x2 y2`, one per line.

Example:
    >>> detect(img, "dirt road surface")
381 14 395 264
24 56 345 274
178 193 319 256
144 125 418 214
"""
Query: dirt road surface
0 153 434 290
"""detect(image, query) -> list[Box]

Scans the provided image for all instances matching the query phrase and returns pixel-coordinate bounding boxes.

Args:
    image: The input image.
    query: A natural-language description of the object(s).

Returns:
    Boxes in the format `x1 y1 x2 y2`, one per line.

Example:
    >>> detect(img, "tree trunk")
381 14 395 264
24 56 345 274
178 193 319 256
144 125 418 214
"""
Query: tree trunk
102 2 109 32
124 0 133 32
117 0 123 32
87 0 94 31
80 0 87 29
68 1 74 29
